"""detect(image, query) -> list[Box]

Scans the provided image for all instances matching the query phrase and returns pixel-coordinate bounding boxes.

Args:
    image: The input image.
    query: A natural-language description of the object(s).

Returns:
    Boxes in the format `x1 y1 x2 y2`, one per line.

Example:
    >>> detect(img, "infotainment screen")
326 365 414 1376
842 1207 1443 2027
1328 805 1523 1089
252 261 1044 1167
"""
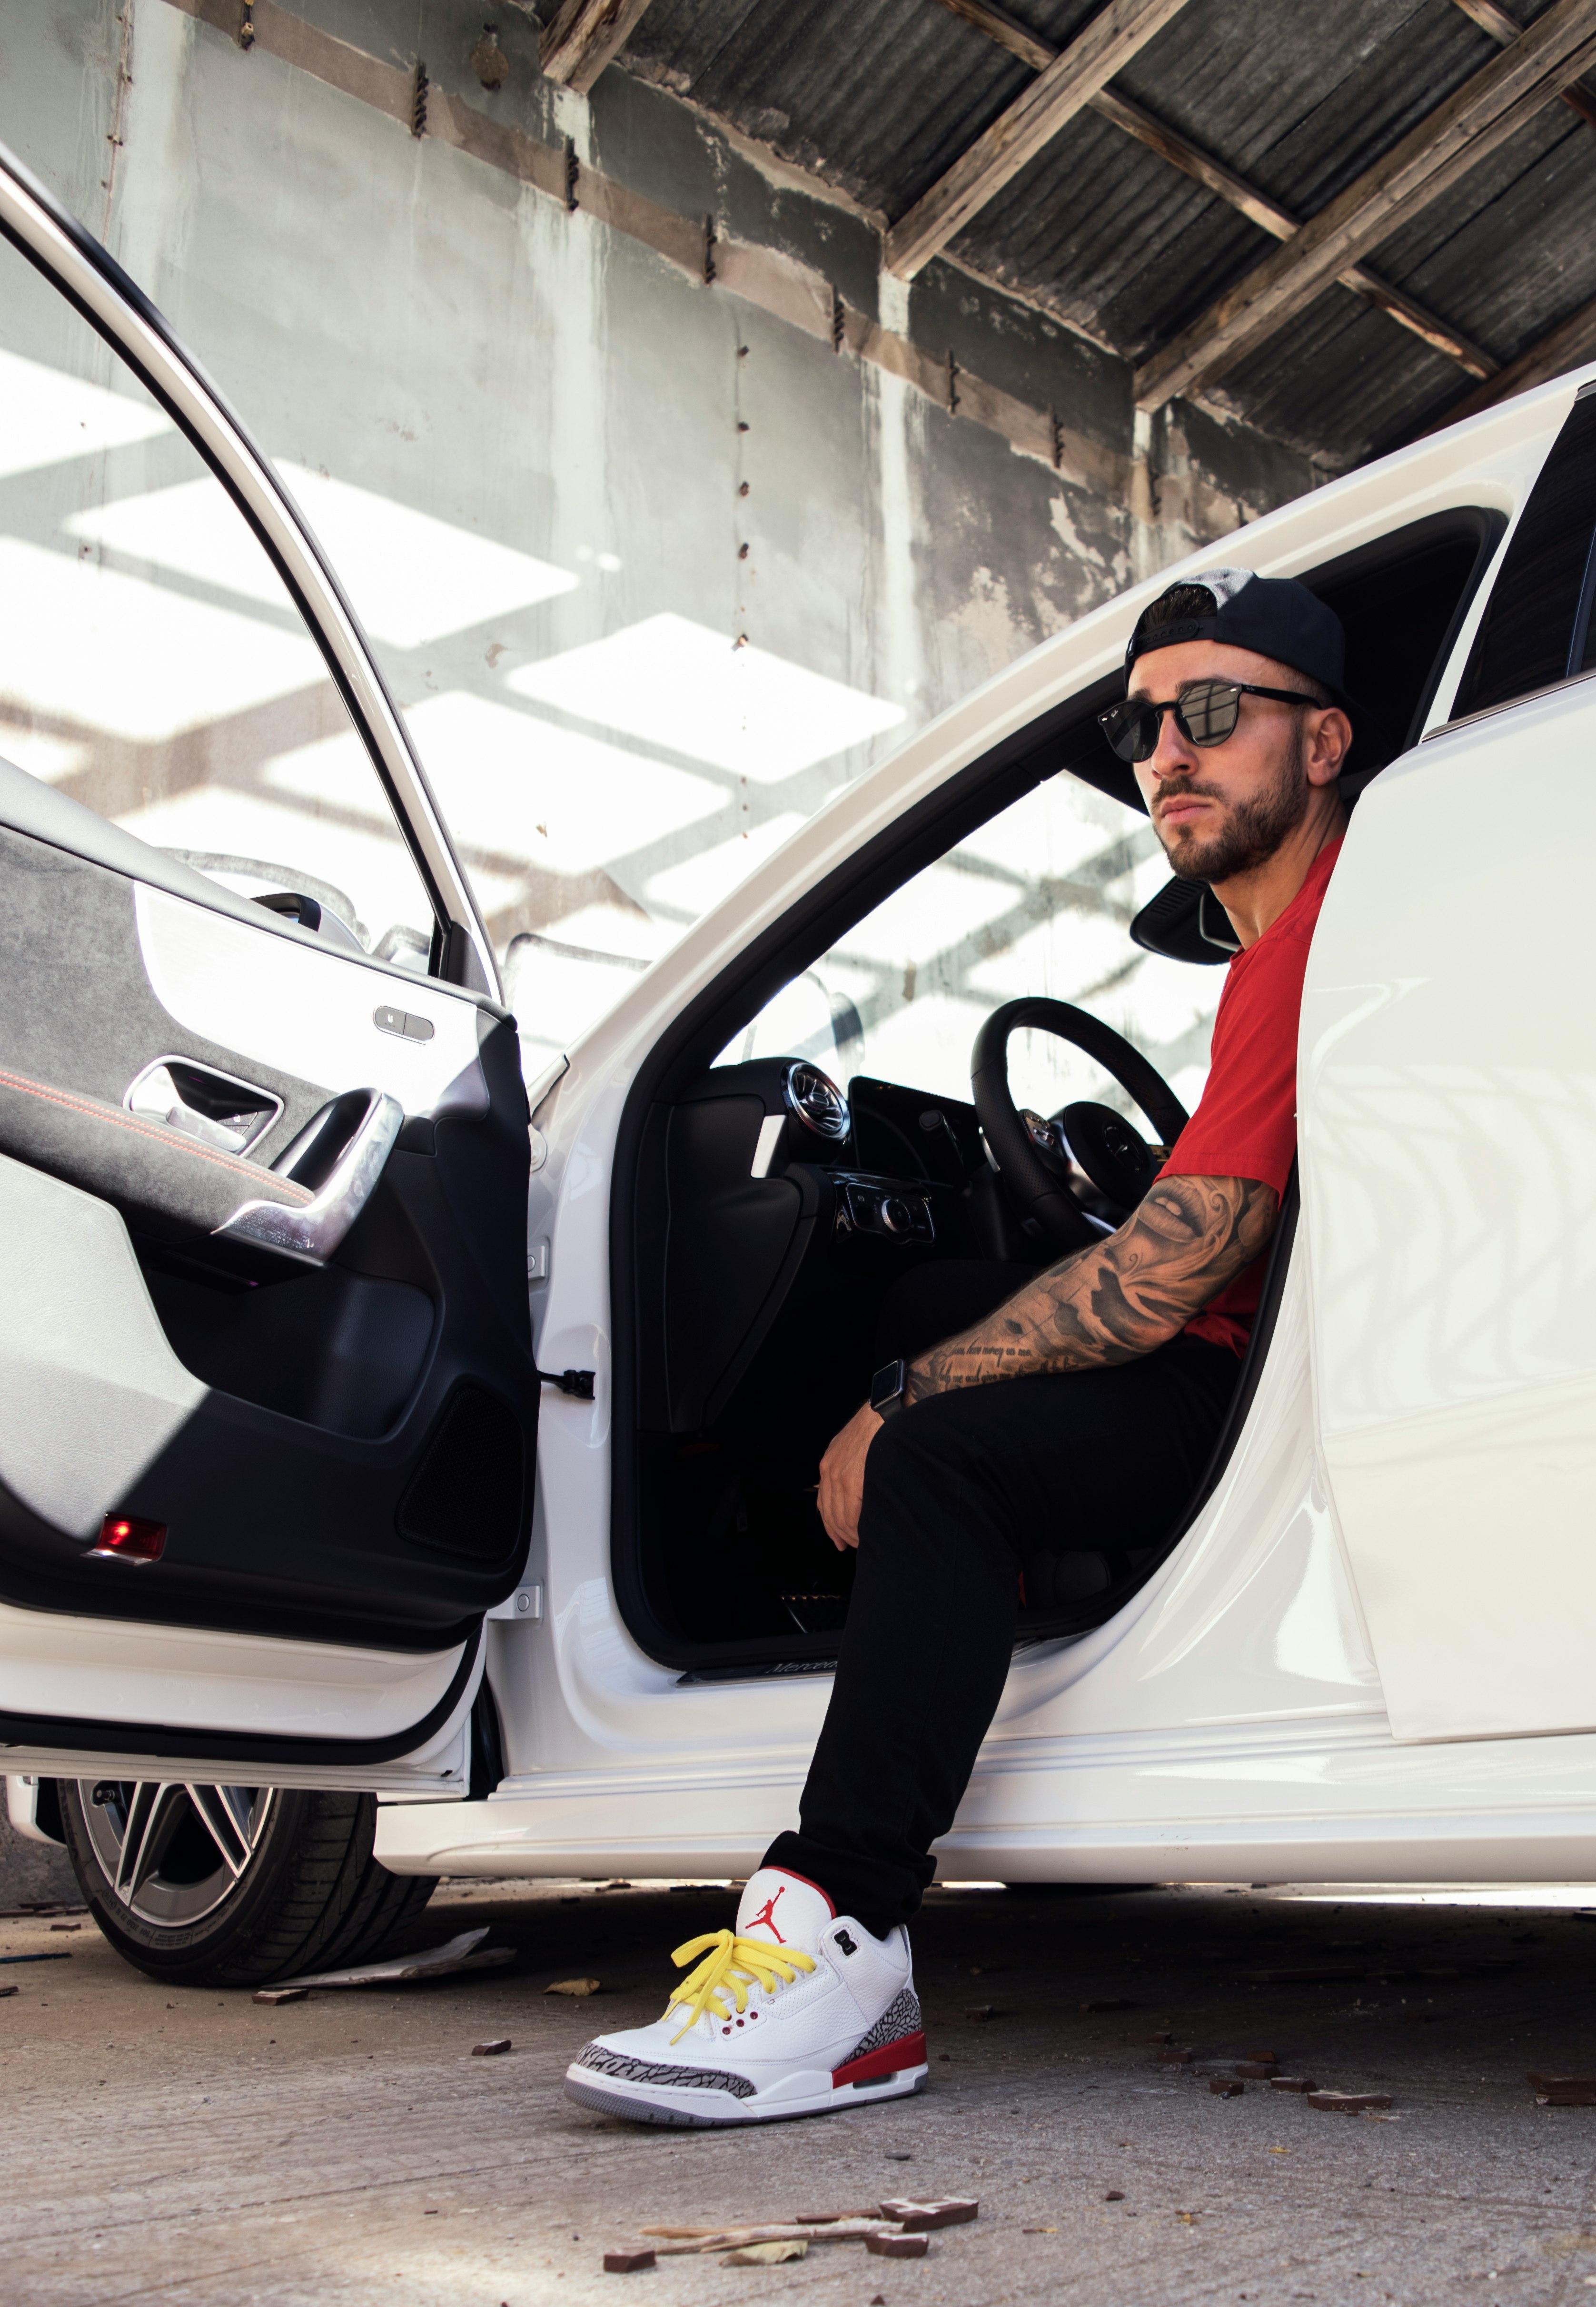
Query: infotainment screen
847 1077 983 1185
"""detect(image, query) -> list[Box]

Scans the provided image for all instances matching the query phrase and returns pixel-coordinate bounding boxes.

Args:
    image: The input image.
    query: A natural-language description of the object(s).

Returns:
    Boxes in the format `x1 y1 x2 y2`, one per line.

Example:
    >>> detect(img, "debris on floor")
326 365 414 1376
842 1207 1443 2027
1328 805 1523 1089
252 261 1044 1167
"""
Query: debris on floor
472 2037 512 2056
545 1977 602 1997
0 1985 16 2000
879 2198 978 2229
1528 2073 1596 2106
722 2240 807 2265
252 1987 308 2006
271 1928 513 1991
966 2003 997 2020
1269 2076 1319 2092
636 2204 976 2258
1210 2078 1245 2097
1308 2090 1393 2114
603 2248 656 2274
0 1952 69 1966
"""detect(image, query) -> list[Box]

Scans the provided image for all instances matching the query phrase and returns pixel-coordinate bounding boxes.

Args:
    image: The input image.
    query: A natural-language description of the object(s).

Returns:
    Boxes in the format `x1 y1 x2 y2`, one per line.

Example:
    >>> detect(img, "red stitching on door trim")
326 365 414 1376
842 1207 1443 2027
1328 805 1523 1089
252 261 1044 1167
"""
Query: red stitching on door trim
0 1066 314 1203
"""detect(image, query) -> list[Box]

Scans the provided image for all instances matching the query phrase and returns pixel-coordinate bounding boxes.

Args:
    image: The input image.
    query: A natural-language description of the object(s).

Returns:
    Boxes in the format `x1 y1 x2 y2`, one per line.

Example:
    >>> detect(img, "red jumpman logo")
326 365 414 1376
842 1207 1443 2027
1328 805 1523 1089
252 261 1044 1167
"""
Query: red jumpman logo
746 1886 787 1942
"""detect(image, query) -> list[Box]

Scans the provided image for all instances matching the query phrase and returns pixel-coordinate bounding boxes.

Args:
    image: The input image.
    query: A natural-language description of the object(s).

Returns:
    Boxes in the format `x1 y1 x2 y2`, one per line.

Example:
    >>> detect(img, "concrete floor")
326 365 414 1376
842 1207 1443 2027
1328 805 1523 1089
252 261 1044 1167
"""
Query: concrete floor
7 1874 1596 2306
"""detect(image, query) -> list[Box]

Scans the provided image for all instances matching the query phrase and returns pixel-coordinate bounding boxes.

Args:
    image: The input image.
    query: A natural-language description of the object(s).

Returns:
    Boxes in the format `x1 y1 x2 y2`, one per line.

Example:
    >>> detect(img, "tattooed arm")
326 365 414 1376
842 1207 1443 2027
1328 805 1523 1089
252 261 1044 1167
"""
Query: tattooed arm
817 1174 1278 1549
905 1172 1278 1397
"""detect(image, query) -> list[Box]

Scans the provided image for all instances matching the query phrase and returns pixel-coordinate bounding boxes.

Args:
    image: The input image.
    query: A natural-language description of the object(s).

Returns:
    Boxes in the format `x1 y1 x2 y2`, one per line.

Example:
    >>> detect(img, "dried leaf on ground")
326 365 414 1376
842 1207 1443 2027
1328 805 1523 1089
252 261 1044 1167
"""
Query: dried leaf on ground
252 1988 309 2006
722 2240 808 2265
545 1978 602 1997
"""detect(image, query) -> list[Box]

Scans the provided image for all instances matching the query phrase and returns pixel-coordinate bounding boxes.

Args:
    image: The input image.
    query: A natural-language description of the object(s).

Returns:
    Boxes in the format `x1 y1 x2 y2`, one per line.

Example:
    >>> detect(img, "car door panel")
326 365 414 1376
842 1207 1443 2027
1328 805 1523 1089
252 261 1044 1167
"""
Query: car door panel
1301 682 1596 1742
0 142 544 1773
0 764 539 1664
0 1595 476 1764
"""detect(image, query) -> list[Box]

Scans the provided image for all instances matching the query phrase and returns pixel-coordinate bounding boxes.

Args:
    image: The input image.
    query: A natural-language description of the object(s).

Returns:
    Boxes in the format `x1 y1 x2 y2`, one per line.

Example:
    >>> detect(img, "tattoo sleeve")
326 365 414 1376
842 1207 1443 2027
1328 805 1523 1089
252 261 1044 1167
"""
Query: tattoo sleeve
904 1174 1279 1400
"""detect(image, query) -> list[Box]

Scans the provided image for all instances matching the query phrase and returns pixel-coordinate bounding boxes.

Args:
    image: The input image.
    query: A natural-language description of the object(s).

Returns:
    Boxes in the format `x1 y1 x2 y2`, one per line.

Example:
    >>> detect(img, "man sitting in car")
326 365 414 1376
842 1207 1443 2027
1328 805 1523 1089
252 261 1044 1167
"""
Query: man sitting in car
566 567 1354 2128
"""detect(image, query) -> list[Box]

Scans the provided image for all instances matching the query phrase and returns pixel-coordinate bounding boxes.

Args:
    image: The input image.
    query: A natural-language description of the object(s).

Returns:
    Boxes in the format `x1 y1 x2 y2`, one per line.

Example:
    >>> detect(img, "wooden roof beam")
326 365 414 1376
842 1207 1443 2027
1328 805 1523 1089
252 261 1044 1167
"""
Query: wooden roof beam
927 0 1497 379
1133 0 1596 413
884 0 1194 282
1421 290 1596 430
541 0 655 94
1451 0 1596 128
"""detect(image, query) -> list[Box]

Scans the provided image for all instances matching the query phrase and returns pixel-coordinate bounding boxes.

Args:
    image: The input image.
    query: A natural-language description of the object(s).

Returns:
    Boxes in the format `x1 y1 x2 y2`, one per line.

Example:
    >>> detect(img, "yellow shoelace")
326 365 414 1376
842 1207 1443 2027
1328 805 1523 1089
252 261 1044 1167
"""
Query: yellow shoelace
664 1929 817 2045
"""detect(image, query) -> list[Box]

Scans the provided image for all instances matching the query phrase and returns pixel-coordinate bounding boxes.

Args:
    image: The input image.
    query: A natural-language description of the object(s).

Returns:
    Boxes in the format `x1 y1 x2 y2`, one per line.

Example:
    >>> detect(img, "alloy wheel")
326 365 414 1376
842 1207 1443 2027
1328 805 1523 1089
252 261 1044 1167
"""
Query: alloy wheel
76 1780 276 1928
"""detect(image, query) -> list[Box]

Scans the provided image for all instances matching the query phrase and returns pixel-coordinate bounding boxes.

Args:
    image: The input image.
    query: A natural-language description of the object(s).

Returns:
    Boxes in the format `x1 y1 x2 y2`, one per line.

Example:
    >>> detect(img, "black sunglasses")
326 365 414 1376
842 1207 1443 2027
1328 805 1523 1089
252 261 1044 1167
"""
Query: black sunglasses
1098 678 1320 764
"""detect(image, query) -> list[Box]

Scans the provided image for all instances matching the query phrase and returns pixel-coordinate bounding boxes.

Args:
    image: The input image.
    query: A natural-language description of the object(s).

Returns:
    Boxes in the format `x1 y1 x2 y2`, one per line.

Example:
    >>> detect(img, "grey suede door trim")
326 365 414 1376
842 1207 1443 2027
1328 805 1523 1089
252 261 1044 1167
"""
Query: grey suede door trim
0 1063 314 1238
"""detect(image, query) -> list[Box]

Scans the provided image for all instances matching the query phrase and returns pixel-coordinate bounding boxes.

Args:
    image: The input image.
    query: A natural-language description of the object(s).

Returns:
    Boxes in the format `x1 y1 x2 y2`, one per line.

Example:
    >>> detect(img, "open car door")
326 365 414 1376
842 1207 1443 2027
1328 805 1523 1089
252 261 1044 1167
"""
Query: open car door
0 150 537 1785
1302 386 1596 1743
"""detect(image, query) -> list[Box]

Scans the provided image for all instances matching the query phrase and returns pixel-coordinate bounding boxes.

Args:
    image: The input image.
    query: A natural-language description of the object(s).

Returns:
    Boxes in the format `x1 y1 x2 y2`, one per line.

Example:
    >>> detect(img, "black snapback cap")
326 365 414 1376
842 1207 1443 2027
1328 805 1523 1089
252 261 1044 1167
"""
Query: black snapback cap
1126 565 1347 700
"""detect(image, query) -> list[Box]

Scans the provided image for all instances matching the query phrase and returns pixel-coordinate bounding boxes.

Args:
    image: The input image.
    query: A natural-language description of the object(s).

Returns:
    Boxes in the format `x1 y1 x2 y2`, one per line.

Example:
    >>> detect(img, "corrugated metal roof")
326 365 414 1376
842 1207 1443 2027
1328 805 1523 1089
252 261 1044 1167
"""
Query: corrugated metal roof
622 0 1596 467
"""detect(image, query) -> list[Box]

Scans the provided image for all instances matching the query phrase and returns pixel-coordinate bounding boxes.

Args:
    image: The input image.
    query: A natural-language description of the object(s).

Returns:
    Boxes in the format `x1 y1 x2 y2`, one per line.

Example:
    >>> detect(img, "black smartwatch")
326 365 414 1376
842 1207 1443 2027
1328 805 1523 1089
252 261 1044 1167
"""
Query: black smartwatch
870 1357 909 1420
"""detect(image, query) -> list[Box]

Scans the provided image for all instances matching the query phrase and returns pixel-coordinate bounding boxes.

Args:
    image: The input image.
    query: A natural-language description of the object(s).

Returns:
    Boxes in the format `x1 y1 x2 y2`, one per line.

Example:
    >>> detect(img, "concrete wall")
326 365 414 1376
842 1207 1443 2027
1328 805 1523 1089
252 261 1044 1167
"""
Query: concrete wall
0 0 1320 1083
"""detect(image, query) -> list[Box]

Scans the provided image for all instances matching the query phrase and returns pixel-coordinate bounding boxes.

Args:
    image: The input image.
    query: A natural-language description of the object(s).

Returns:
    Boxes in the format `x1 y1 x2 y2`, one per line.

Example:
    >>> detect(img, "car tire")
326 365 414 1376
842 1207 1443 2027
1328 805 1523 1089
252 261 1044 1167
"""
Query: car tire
57 1778 438 1988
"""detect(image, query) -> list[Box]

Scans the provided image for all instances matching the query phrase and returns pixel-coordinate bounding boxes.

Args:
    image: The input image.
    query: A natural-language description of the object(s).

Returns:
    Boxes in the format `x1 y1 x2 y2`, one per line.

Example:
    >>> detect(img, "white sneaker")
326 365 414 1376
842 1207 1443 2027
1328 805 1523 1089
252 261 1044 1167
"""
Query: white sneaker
563 1867 926 2128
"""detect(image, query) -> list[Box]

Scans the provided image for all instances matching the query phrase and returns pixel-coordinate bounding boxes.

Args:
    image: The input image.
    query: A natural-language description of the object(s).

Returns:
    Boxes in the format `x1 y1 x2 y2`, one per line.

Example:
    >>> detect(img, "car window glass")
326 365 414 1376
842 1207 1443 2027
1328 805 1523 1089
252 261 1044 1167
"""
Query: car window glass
1452 387 1596 722
0 237 437 969
716 772 1220 1120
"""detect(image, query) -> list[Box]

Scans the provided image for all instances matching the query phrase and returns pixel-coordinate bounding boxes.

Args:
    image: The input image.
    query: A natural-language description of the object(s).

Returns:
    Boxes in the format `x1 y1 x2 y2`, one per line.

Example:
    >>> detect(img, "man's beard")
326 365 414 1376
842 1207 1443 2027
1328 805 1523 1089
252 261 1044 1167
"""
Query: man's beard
1157 724 1310 884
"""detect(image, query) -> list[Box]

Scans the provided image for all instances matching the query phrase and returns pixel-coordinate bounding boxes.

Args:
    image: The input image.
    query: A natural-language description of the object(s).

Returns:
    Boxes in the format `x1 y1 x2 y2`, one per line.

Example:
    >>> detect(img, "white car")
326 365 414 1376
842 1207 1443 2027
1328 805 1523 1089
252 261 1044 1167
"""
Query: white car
3 137 1595 1988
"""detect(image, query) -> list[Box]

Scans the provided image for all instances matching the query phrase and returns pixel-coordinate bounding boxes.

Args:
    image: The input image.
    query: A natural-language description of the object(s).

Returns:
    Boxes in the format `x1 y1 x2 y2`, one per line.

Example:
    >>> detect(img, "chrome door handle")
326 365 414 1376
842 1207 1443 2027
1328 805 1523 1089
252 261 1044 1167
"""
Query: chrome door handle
124 1056 282 1155
213 1087 403 1266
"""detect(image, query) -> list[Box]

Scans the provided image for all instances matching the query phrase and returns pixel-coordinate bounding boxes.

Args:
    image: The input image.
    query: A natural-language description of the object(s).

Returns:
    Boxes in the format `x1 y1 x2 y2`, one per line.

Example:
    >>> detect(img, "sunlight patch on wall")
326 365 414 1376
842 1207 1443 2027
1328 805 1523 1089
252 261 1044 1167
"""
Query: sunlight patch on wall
67 465 579 648
0 347 169 478
506 612 905 781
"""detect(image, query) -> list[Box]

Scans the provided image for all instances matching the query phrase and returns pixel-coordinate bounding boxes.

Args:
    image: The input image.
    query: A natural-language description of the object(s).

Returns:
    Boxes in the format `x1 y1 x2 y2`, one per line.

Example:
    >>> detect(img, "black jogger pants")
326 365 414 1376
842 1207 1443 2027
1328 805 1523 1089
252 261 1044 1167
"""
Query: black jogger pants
763 1273 1238 1934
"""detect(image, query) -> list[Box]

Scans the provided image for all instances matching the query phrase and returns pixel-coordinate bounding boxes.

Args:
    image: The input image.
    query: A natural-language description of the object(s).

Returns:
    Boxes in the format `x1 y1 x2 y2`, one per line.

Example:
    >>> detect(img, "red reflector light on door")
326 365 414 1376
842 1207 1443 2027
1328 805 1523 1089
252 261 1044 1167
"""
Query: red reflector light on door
88 1514 166 1564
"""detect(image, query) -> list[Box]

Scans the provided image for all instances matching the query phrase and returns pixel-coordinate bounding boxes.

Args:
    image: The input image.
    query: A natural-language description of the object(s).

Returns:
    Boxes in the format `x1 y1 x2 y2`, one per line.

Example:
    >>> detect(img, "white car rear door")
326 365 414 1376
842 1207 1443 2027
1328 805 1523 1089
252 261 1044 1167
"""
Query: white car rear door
1302 381 1596 1742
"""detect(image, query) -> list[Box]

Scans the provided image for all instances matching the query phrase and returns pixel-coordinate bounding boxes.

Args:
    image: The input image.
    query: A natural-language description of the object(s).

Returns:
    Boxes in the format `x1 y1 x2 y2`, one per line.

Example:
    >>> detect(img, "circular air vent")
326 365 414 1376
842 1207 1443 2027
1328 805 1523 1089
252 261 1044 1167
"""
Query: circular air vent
783 1060 850 1143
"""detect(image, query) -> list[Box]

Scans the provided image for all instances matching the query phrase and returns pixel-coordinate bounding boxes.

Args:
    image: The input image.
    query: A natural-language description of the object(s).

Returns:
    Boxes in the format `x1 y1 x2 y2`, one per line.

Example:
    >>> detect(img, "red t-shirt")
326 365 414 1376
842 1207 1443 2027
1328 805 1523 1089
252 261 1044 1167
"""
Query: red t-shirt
1156 835 1343 1356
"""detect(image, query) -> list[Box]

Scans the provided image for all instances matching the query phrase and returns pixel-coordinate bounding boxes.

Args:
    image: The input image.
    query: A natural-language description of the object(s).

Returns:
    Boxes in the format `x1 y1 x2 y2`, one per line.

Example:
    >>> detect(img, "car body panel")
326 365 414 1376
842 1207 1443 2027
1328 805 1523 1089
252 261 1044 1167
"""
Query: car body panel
1303 672 1596 1743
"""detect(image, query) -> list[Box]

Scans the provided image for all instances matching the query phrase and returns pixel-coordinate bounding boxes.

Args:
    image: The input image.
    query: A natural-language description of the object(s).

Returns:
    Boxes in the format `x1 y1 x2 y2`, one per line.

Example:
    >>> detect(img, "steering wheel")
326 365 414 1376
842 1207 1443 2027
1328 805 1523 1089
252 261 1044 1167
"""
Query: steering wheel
971 997 1190 1253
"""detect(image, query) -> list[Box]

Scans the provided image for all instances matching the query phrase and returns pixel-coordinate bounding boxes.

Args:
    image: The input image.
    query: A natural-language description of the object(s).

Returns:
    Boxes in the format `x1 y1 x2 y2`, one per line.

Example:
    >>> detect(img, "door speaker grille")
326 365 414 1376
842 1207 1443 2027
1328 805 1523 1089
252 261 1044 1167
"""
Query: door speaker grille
397 1383 525 1564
